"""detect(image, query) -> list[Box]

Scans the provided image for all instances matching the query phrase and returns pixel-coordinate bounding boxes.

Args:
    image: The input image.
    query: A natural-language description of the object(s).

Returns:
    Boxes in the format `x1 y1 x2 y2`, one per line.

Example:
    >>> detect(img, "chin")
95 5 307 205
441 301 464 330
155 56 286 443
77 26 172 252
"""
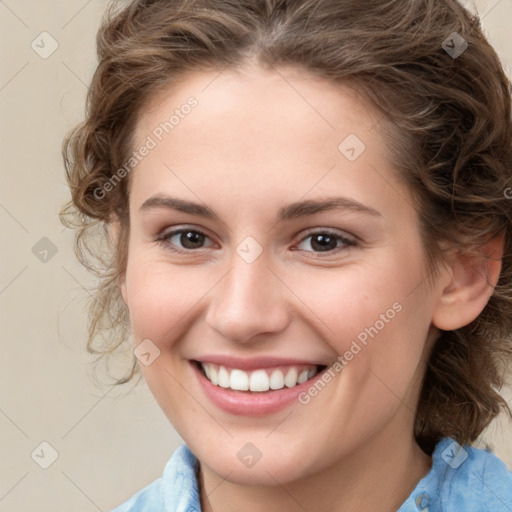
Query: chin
206 457 307 486
193 438 324 487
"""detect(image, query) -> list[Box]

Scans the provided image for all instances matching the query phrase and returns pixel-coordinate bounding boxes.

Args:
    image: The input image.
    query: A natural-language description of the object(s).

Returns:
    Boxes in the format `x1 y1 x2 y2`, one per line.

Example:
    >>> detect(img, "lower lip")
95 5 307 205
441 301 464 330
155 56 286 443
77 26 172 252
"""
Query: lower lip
191 361 326 416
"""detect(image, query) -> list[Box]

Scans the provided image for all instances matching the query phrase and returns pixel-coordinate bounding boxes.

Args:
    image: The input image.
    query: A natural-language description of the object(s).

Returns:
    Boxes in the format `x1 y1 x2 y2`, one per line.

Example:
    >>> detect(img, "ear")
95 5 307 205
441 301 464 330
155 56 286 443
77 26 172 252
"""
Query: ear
108 215 128 305
432 231 505 331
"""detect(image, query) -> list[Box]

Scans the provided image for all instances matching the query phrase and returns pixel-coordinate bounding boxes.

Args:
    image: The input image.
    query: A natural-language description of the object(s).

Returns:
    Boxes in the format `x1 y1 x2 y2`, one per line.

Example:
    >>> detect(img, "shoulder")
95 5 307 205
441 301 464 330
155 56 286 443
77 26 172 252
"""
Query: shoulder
399 437 512 512
109 478 164 512
448 439 512 510
109 444 201 512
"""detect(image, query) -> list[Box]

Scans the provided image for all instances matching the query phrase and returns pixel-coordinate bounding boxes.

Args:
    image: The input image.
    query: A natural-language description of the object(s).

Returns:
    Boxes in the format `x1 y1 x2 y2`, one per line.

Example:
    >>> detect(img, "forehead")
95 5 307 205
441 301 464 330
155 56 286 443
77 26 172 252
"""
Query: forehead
133 64 385 151
128 65 408 221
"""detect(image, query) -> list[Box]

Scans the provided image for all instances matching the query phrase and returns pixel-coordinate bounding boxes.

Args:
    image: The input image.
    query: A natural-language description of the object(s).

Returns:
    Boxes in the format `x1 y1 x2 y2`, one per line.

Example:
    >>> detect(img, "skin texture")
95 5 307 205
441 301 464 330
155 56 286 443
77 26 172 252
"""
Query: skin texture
115 64 502 512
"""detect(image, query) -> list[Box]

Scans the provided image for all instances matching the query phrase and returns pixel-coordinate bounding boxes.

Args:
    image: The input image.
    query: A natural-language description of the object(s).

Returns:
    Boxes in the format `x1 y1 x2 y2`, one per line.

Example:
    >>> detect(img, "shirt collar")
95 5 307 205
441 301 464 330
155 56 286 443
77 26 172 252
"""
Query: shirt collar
162 443 201 511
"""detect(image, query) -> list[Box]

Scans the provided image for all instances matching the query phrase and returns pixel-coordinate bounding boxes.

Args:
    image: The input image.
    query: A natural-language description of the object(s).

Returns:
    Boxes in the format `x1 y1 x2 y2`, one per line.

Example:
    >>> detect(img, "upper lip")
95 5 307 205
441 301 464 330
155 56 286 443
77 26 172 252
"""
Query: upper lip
192 355 327 371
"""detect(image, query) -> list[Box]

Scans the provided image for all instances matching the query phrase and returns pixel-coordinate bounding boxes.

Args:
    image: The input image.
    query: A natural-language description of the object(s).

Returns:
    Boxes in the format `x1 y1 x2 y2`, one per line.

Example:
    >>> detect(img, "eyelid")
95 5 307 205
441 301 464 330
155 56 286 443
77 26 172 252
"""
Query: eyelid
156 225 357 255
293 228 357 254
296 227 356 245
156 226 216 253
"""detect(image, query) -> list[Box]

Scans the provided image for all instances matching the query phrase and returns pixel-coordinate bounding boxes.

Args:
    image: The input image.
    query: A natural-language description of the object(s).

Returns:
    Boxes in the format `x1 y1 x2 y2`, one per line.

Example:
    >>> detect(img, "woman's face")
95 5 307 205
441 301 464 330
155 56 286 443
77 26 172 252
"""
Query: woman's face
120 64 443 485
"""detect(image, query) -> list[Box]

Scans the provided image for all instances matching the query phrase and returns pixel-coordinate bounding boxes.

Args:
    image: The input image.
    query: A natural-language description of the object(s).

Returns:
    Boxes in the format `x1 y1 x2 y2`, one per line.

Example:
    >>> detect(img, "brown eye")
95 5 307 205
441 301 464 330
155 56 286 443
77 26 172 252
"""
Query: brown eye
296 230 355 254
177 230 205 249
157 228 214 252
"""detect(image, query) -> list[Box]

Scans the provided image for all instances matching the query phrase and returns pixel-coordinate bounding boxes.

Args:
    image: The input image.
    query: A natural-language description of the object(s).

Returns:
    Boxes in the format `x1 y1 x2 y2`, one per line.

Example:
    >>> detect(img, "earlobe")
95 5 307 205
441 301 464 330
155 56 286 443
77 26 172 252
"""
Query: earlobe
432 231 504 331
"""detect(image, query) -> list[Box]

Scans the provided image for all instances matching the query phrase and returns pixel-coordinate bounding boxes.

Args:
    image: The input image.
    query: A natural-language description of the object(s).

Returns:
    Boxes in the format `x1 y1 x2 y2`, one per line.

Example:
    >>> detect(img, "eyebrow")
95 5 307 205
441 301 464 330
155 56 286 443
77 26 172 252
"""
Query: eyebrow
139 194 382 220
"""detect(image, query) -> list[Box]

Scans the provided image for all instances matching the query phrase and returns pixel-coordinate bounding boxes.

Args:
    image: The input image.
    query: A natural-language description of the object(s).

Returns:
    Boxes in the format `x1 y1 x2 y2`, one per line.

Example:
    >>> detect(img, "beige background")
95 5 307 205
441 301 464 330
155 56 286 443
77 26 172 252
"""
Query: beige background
1 1 511 510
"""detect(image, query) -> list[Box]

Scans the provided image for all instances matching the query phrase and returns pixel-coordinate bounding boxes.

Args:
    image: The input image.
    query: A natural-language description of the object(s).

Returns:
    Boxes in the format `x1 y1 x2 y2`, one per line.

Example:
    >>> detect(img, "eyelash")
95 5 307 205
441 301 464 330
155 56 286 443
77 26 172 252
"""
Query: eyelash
155 227 357 256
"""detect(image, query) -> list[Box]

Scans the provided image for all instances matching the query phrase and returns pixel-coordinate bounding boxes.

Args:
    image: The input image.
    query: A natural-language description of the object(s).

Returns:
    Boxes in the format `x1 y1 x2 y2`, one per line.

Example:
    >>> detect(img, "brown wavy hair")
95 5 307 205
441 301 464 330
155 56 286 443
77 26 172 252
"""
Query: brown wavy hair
60 0 512 455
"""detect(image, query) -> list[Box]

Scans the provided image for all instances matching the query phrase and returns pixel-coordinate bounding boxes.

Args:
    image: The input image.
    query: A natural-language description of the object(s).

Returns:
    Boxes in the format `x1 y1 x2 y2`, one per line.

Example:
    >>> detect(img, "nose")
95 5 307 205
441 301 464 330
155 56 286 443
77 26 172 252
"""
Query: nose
205 250 290 343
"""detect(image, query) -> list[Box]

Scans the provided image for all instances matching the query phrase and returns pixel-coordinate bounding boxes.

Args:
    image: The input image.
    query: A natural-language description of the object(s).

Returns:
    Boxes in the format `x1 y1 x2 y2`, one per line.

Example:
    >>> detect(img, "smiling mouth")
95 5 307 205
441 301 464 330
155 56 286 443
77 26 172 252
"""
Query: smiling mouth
194 361 327 392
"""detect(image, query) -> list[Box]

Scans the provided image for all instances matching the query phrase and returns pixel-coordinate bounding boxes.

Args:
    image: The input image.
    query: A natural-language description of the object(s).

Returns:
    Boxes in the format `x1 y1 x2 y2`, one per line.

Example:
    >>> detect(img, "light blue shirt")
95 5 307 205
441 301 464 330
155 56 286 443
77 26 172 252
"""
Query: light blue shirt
110 436 512 511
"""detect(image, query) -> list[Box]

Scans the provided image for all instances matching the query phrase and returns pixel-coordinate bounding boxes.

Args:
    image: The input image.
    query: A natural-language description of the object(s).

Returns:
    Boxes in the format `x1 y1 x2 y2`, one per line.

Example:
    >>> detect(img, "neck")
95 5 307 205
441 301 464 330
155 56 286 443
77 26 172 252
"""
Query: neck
198 428 432 512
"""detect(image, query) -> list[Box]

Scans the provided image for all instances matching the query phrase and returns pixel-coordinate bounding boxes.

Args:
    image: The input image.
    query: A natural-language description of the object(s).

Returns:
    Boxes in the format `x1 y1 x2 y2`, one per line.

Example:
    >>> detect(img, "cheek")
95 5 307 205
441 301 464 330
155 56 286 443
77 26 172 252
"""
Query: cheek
288 250 431 387
286 258 419 344
124 255 204 342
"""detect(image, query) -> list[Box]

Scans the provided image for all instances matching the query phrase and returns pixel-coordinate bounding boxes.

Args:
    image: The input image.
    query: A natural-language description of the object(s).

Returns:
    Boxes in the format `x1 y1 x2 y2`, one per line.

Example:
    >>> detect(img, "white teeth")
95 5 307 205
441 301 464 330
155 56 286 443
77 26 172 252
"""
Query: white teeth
218 366 230 388
230 369 249 391
284 368 298 388
269 369 284 389
209 365 218 385
200 363 320 392
297 370 309 384
249 370 270 392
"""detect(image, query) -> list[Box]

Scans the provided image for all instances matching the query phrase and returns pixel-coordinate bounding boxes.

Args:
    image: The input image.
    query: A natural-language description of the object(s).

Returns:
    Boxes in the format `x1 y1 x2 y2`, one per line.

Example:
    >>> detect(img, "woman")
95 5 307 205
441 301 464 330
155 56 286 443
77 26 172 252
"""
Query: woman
61 0 512 510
